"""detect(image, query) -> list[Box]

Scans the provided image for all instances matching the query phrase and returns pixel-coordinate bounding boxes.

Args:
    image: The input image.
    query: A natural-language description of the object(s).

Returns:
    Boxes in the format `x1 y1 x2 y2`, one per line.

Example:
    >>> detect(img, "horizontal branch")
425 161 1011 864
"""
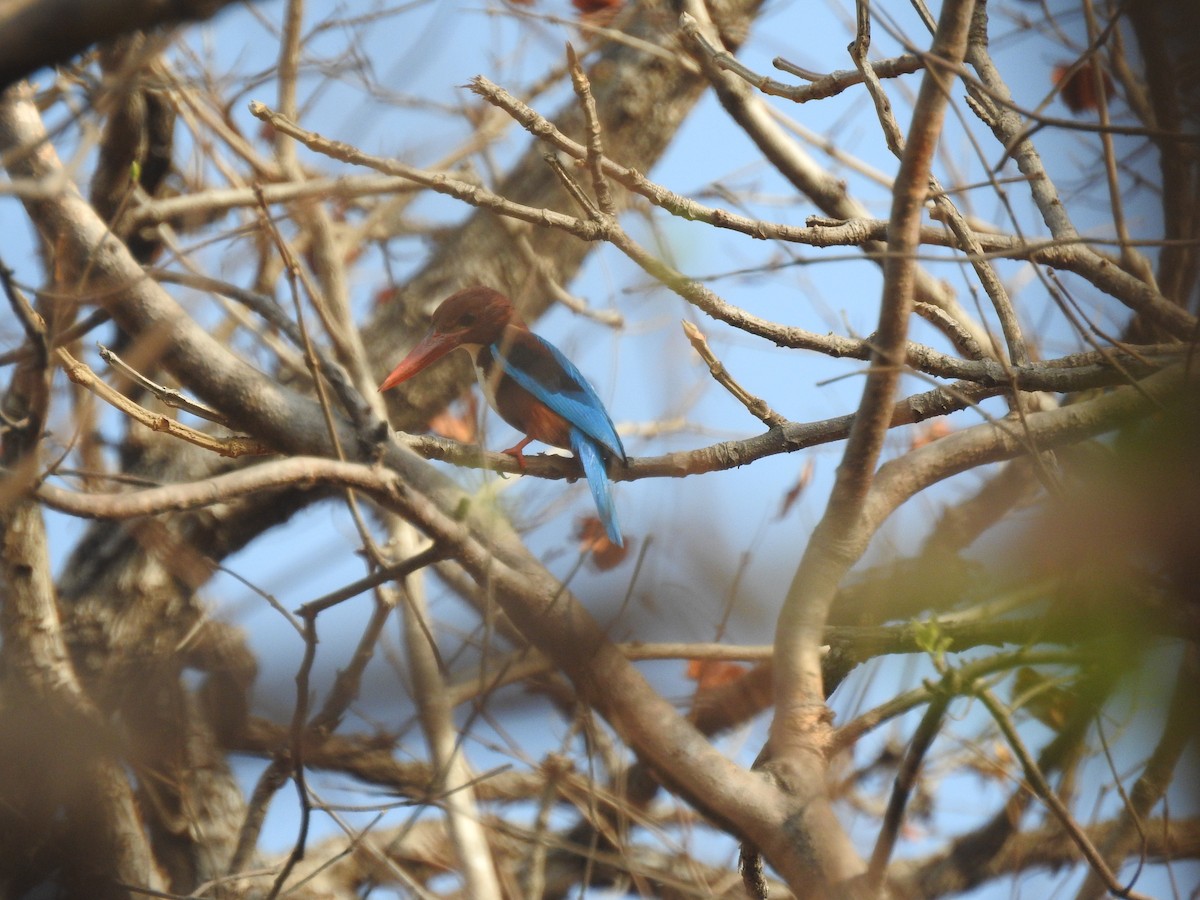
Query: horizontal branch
126 173 429 228
405 350 1177 481
35 457 381 519
34 343 1176 522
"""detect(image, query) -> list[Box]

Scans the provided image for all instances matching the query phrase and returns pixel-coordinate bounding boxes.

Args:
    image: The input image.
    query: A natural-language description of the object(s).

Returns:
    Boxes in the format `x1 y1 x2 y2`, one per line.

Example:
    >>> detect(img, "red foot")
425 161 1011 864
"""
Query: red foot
501 435 535 472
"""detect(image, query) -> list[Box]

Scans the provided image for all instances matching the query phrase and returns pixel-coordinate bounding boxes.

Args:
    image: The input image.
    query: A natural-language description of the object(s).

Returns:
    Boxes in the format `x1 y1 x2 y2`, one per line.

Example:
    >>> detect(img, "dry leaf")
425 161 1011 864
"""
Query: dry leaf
572 0 622 22
1053 60 1113 114
777 458 815 519
427 392 478 443
910 419 953 450
686 658 749 692
576 516 629 569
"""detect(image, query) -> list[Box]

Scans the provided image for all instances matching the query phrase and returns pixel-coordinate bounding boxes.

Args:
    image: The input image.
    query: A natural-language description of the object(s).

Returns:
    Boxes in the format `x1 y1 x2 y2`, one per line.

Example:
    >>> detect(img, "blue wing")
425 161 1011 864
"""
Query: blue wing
492 332 626 463
570 428 623 546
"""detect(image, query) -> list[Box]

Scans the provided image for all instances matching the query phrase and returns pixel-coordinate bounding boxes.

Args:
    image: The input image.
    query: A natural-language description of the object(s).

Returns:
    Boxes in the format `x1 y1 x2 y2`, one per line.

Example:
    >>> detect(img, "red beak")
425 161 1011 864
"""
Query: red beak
378 330 463 392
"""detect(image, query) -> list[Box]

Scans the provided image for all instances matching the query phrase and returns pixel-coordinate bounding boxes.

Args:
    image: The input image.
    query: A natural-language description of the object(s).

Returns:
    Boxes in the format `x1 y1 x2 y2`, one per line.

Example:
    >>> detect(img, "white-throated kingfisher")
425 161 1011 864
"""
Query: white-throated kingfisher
379 287 626 546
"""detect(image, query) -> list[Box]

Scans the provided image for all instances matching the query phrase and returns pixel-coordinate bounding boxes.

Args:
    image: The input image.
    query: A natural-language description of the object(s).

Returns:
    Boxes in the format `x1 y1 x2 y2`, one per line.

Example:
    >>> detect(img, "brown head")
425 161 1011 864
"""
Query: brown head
378 287 522 391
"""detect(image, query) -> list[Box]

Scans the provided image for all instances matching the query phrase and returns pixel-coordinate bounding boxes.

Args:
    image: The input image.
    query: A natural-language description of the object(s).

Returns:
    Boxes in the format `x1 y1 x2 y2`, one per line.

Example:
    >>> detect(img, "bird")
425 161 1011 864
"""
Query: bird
379 286 626 546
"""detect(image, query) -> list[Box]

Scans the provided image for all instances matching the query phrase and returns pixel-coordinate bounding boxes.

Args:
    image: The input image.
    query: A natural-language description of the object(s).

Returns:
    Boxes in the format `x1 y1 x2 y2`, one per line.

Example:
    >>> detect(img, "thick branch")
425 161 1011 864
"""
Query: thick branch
891 817 1200 898
0 0 246 91
769 0 976 759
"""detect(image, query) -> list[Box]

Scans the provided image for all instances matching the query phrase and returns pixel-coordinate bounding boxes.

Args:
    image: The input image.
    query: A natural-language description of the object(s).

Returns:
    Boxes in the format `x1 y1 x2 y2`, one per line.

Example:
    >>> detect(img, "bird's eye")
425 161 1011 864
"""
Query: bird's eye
459 313 476 326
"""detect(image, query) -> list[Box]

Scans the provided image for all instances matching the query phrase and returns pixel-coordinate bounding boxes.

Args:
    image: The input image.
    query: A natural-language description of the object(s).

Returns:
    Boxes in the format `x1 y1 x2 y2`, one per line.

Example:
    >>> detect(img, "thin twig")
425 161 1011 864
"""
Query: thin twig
974 686 1153 900
929 189 1030 367
866 691 950 887
266 612 318 900
56 347 274 458
97 343 231 426
850 0 906 158
681 319 786 427
298 543 446 617
148 267 366 419
565 43 615 217
683 13 923 103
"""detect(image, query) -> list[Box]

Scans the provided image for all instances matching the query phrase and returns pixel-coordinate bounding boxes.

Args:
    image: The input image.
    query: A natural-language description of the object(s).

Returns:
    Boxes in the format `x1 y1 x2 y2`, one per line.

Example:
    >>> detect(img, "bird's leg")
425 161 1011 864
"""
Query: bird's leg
500 434 535 472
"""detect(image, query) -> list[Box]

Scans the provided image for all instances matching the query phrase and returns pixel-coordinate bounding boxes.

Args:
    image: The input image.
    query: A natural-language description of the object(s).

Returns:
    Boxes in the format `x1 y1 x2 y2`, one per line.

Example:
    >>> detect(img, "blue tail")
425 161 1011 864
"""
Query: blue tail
569 428 622 547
